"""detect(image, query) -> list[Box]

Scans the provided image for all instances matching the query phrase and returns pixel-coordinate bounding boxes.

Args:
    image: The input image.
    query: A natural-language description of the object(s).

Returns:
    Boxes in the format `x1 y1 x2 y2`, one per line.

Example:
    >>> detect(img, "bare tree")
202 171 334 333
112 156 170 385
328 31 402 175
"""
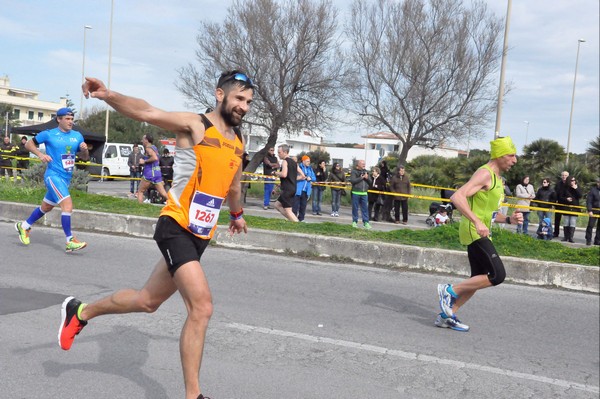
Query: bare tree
176 0 346 172
346 0 503 164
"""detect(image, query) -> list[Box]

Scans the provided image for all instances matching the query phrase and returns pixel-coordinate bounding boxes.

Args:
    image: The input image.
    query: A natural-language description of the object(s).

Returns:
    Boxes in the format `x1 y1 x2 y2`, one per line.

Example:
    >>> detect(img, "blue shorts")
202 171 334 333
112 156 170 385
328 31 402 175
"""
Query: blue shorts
43 175 71 205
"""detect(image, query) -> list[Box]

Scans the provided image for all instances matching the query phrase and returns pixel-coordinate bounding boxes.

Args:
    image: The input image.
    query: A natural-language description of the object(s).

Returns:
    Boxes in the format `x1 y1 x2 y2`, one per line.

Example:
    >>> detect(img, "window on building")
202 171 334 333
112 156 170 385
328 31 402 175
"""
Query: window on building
393 145 399 152
28 111 34 120
38 112 43 121
14 109 20 119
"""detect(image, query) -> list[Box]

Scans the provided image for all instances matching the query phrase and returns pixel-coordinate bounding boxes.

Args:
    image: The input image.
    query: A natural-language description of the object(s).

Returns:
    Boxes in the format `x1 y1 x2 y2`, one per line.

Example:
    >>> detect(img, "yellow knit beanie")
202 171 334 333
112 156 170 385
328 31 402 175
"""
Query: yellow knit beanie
490 136 517 159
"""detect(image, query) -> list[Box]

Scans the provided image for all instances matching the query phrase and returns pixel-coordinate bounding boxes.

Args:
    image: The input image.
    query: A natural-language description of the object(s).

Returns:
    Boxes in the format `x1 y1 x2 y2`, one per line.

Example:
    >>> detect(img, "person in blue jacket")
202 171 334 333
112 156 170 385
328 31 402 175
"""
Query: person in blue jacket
292 155 316 222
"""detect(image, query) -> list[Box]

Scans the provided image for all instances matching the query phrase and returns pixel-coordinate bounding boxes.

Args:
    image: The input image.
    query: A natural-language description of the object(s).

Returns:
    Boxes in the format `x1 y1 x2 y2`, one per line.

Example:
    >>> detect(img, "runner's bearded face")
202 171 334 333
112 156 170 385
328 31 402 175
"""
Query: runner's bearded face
219 87 252 127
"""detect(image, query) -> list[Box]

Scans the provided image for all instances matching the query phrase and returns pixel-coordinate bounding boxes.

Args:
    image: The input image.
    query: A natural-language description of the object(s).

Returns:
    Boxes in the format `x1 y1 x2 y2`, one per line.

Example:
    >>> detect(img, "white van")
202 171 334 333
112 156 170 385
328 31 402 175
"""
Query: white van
101 143 141 179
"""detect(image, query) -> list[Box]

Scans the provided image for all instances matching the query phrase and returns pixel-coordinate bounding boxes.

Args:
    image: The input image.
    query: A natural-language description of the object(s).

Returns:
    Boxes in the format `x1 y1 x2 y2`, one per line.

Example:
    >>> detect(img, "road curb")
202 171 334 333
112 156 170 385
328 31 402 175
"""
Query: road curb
2 201 598 293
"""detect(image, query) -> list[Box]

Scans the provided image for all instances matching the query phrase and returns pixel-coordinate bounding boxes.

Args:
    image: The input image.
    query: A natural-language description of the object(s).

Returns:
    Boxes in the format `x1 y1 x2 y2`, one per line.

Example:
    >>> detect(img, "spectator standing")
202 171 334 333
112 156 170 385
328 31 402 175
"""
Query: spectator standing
127 143 143 197
585 178 600 246
515 175 535 234
0 136 15 179
553 171 570 237
368 166 386 221
241 152 250 204
328 162 346 217
534 178 556 222
349 159 372 229
561 176 582 243
262 147 279 210
379 160 390 181
160 148 174 191
379 160 394 221
15 136 30 176
312 160 327 215
390 165 411 224
273 144 299 222
293 155 316 222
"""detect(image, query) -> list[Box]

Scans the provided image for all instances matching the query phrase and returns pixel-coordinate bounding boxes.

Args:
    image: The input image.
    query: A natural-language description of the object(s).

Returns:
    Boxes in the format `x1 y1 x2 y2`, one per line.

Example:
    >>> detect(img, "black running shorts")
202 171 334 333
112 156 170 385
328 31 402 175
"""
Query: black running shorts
466 237 506 286
278 188 295 208
153 215 210 277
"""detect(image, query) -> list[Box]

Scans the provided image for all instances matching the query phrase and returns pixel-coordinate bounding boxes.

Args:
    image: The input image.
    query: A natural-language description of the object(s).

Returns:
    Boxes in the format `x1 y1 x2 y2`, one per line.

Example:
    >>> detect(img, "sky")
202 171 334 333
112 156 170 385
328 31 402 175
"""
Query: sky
0 0 598 155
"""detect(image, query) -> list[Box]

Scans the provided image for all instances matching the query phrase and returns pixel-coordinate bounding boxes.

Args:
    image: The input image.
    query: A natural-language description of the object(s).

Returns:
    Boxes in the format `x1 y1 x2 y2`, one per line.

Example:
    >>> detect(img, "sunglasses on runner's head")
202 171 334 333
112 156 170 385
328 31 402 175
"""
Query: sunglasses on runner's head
220 72 254 88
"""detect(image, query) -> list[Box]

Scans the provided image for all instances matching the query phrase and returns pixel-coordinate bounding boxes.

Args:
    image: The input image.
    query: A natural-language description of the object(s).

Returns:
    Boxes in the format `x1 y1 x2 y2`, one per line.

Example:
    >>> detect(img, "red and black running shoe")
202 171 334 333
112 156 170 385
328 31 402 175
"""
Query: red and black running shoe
58 296 88 350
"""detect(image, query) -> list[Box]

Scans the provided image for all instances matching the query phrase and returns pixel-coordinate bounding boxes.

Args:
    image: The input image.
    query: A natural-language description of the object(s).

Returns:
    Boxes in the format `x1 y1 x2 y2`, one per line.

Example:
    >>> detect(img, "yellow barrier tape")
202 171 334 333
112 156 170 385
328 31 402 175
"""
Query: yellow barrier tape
4 163 598 217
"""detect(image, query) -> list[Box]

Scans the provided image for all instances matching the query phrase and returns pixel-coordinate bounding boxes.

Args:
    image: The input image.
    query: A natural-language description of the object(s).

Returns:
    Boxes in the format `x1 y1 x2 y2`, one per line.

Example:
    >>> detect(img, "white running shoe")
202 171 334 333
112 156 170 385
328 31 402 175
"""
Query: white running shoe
437 284 454 317
435 313 469 332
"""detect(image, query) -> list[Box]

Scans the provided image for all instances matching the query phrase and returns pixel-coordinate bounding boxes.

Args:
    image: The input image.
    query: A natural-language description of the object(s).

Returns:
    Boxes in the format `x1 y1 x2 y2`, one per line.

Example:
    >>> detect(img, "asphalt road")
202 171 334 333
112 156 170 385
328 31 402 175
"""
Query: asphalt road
1 222 598 398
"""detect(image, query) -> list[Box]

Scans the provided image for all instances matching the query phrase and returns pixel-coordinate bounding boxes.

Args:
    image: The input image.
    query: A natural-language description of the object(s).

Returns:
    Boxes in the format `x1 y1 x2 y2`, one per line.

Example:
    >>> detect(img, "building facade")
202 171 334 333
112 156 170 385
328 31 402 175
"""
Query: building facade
245 126 465 171
0 75 67 132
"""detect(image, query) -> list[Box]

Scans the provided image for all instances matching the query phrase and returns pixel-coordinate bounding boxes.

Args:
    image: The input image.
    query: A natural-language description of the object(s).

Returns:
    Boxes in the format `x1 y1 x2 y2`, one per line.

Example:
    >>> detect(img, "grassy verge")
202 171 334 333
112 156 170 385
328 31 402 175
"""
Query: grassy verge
2 182 598 266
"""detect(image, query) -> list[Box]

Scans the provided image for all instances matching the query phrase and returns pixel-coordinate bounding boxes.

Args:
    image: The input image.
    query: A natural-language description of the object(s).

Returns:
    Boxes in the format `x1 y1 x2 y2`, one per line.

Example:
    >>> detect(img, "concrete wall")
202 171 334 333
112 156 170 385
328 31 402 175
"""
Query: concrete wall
2 201 597 293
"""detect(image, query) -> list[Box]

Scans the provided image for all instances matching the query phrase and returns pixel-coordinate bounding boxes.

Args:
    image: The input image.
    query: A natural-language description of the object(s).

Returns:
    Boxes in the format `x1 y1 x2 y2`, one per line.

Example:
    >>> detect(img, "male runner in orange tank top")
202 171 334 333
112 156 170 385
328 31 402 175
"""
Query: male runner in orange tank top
57 71 254 399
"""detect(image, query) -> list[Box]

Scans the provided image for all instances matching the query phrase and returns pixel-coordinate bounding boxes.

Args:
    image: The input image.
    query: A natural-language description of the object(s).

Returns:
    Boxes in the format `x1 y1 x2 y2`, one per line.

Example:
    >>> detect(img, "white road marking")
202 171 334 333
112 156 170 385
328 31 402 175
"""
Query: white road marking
226 322 599 394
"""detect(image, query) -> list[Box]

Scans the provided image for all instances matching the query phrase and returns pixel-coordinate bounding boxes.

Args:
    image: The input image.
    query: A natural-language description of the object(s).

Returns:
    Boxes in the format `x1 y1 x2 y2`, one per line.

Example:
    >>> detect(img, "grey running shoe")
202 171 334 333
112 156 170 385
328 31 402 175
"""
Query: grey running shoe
437 283 454 317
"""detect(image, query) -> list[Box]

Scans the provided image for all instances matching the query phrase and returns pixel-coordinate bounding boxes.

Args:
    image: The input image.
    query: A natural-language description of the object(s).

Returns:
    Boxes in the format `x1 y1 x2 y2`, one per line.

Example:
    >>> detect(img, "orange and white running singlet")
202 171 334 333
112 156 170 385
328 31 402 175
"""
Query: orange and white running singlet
160 114 243 239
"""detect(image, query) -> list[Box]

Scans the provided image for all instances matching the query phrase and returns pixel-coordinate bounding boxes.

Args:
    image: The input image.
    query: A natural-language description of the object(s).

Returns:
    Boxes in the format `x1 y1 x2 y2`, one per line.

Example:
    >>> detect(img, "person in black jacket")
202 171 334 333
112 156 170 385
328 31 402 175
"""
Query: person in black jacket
553 171 569 237
368 166 387 221
15 136 30 176
312 160 328 215
159 148 174 191
327 162 346 217
262 147 279 209
560 176 582 243
534 177 557 221
0 136 15 178
585 178 600 245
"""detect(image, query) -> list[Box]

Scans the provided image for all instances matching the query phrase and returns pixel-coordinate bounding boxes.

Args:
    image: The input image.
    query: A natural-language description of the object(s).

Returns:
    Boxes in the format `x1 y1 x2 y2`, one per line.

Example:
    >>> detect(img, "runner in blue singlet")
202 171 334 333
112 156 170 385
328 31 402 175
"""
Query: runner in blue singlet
14 107 89 252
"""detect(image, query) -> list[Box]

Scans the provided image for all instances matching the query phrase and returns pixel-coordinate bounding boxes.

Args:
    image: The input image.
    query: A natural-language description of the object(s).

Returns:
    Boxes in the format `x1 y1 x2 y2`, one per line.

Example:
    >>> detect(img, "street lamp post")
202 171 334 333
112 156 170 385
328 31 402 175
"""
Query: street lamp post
104 0 114 142
79 25 92 118
494 0 512 140
523 120 530 148
566 39 585 164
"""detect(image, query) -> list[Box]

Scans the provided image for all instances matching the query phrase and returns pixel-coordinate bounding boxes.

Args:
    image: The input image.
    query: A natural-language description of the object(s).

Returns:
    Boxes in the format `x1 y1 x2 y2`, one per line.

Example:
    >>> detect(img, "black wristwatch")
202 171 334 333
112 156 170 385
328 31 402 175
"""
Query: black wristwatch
506 215 511 224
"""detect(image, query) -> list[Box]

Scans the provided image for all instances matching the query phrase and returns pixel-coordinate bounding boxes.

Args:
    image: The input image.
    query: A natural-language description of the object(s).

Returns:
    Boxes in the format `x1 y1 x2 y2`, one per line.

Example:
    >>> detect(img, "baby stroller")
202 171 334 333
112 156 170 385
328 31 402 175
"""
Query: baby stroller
425 202 454 227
